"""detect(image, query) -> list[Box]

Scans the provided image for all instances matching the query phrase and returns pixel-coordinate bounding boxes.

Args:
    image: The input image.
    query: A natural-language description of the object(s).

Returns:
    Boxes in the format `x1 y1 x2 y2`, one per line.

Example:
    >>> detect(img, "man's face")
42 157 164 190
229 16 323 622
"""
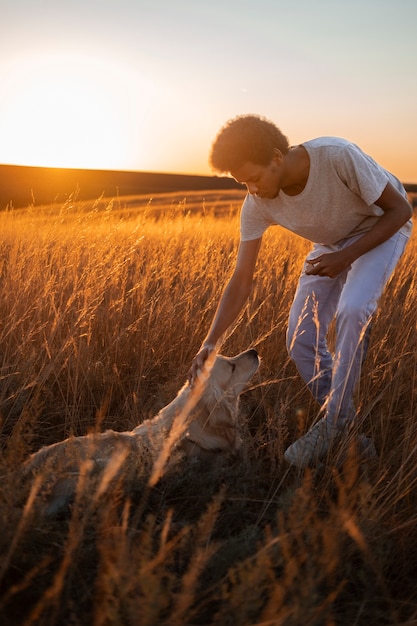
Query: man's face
231 153 282 199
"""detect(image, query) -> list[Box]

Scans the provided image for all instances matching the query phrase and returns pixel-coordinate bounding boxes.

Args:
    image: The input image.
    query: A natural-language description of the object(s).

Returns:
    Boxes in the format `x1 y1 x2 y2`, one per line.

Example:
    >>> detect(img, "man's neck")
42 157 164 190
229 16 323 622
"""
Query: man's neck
281 145 310 196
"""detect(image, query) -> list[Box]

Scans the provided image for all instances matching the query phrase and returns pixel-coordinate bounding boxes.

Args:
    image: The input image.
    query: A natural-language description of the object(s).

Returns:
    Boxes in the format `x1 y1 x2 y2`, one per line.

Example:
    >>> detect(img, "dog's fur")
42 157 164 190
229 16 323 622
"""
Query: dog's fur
23 349 259 516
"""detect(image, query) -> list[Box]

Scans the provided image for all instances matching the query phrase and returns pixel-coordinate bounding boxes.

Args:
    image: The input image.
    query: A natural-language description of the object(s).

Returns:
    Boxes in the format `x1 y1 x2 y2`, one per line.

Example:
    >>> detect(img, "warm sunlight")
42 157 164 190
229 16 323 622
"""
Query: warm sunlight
1 53 147 170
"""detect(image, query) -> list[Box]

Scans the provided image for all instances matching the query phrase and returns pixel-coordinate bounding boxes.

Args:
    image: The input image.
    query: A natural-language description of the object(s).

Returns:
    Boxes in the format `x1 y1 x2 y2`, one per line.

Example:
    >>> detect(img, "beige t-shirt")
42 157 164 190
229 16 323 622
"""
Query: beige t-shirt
240 137 412 245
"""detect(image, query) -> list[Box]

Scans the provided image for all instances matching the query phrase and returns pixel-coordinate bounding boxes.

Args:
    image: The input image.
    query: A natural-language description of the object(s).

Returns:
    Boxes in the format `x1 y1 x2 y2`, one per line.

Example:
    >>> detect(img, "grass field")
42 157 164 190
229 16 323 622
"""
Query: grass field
0 189 417 625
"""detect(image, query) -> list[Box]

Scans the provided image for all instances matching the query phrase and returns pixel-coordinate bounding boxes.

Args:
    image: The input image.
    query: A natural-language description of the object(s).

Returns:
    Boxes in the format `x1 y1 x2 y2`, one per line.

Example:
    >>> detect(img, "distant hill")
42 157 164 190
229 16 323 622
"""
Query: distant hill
0 163 415 210
0 164 243 209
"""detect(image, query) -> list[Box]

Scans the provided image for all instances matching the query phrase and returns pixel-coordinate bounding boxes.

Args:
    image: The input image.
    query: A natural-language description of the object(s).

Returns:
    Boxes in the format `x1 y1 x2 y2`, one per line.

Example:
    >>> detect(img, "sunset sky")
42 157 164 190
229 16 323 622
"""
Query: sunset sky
1 0 416 182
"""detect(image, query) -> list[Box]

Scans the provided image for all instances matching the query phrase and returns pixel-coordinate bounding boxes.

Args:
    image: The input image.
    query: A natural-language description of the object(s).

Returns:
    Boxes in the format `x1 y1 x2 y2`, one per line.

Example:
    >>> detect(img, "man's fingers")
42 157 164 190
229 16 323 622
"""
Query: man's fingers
189 346 212 385
189 361 201 385
305 255 326 275
305 261 319 275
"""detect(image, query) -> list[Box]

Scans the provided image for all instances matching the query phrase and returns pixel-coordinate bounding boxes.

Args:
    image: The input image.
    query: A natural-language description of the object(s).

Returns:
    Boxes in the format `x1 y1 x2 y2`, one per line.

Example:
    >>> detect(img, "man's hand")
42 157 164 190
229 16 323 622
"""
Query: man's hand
188 344 216 386
305 249 354 278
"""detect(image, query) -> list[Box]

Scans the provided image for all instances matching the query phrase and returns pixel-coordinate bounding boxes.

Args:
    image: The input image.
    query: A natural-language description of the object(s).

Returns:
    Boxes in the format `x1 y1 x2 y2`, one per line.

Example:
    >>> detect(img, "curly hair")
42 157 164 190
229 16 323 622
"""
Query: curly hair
209 114 290 174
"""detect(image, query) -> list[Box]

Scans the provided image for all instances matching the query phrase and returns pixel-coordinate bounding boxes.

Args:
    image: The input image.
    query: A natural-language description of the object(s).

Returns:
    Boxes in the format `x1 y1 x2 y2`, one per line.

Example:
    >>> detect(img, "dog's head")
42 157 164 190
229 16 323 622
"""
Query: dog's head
183 349 260 456
208 349 260 397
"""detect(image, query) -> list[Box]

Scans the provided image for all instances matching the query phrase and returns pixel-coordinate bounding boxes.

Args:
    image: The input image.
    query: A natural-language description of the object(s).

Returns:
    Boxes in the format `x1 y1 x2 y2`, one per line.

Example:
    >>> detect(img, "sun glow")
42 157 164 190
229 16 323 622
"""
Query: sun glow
0 53 149 170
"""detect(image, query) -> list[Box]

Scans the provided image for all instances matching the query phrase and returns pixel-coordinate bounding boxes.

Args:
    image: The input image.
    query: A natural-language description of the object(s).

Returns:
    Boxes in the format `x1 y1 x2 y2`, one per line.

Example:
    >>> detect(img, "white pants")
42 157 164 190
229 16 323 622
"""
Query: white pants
286 230 410 426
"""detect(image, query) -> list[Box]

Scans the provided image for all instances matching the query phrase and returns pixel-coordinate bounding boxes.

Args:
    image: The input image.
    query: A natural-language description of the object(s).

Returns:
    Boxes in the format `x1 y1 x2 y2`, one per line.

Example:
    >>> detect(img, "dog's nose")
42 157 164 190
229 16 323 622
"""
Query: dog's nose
248 348 258 358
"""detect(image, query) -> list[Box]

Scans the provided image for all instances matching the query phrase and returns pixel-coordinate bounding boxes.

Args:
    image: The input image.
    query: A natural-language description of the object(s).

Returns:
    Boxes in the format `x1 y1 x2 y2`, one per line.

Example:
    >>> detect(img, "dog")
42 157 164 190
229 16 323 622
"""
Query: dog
23 349 260 516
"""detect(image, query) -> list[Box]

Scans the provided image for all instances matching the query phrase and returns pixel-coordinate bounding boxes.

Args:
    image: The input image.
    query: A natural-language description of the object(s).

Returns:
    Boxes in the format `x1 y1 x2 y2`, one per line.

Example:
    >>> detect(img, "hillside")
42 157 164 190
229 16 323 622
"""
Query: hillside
1 163 416 210
0 164 243 209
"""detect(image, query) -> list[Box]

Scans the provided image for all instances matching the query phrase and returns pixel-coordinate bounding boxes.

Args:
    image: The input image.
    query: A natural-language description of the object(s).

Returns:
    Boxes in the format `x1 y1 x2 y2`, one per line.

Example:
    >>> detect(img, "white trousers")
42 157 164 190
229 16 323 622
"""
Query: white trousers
286 230 410 426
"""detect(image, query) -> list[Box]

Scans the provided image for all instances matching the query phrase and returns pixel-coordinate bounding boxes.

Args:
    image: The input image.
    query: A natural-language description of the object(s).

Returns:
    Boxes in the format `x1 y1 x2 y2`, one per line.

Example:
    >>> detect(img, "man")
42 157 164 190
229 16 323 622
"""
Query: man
189 114 412 467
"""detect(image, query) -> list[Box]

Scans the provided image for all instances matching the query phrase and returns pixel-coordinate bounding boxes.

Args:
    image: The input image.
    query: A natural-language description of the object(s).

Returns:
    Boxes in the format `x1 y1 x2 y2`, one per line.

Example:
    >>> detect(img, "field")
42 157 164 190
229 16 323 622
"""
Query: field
0 188 417 625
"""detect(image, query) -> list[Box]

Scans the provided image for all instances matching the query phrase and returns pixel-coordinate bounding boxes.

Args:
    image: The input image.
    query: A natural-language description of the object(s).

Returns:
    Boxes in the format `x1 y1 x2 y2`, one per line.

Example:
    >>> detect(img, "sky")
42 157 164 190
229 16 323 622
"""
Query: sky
1 0 416 182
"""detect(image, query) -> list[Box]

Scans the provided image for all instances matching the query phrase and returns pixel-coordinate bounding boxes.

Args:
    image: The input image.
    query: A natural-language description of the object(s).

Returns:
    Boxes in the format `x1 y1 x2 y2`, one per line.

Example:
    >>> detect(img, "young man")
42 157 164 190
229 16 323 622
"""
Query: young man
189 115 412 468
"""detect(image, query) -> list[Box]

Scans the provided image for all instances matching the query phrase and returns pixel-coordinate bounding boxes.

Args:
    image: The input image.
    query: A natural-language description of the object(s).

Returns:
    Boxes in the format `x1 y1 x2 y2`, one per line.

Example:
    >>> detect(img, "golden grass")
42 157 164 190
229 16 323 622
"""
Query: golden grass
0 189 417 625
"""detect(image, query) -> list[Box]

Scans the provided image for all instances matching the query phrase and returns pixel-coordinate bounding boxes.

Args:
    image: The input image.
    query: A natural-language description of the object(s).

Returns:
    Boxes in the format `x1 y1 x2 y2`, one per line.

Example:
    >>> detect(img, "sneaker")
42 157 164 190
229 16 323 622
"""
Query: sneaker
284 419 378 468
284 417 343 468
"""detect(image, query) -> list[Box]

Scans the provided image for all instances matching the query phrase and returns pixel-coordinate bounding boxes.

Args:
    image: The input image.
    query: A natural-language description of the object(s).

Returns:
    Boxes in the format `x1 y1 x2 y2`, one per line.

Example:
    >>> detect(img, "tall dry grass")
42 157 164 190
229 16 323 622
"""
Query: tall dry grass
0 189 417 625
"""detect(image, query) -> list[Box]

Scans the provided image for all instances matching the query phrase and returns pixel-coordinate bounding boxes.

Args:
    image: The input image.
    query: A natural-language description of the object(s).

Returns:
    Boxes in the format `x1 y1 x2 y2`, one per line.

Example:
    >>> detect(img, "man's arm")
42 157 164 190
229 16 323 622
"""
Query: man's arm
189 237 262 382
306 181 412 278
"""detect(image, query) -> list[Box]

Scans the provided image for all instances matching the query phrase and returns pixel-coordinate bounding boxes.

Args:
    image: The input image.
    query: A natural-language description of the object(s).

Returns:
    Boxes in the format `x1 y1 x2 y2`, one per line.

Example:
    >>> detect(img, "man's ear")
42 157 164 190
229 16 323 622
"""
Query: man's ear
272 148 283 164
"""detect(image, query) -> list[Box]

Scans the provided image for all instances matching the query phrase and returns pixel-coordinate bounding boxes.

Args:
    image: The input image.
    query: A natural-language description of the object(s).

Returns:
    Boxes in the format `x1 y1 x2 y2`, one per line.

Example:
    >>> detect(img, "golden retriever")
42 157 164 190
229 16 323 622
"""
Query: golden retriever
23 349 259 516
